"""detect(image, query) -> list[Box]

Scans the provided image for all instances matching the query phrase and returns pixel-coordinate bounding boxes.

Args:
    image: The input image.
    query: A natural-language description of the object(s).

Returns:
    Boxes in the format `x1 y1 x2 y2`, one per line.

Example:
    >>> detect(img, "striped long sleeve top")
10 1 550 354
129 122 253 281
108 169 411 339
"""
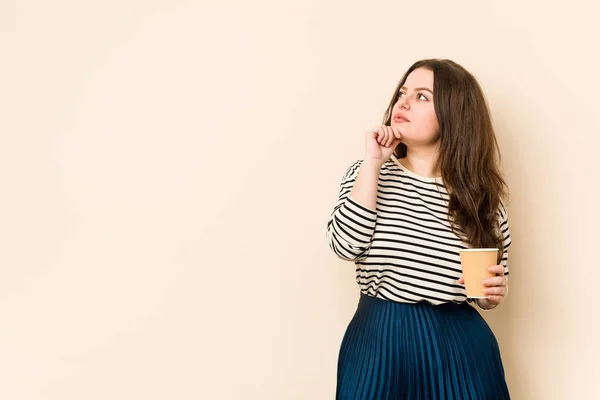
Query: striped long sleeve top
326 157 511 306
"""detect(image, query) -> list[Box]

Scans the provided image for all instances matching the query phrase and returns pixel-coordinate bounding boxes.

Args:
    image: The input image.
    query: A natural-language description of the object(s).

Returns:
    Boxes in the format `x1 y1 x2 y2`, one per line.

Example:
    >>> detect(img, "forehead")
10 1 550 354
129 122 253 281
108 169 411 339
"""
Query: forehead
403 68 434 88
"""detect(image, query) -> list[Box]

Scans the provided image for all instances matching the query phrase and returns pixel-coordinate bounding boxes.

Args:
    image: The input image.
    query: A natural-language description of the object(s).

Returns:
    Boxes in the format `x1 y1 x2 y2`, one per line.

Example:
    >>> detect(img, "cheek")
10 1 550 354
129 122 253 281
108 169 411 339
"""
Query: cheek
425 109 439 128
421 109 439 138
414 109 439 137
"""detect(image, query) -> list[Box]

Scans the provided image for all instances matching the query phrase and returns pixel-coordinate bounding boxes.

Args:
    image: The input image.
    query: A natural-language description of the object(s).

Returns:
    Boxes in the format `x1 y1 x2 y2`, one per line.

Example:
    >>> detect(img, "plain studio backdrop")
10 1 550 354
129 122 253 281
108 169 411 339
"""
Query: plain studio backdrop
1 0 598 399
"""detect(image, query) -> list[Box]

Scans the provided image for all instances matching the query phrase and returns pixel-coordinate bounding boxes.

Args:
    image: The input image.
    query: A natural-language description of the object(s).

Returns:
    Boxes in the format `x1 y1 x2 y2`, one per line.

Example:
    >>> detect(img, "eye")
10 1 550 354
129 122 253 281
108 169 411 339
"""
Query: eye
418 93 428 101
398 92 406 98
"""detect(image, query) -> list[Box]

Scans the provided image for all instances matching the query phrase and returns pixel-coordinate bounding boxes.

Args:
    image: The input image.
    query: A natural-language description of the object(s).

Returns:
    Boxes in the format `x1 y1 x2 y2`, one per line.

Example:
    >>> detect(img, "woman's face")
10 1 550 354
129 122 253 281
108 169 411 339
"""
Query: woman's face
391 67 440 146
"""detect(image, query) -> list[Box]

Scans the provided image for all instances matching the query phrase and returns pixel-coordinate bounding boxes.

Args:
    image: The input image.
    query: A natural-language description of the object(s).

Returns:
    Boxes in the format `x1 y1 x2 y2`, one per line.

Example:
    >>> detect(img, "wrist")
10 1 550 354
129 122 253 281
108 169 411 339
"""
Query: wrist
362 157 385 170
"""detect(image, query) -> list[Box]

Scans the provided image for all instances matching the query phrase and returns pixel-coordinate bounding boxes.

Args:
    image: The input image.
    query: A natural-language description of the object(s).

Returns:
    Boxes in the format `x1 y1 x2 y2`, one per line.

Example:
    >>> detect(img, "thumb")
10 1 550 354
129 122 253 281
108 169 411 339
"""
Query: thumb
391 137 402 147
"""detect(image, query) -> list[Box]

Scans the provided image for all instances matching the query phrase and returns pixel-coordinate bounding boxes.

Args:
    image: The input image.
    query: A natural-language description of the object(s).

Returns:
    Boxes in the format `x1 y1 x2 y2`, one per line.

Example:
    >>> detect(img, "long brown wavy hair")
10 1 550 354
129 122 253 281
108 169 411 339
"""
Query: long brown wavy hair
382 59 509 260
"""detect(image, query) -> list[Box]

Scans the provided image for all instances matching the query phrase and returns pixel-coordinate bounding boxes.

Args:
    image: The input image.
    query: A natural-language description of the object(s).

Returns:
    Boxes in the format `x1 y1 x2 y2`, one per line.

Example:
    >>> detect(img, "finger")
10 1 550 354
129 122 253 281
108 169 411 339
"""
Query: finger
379 125 387 146
458 276 464 284
376 129 384 144
392 127 402 139
389 128 398 147
483 286 507 296
486 295 503 304
380 126 389 145
488 265 504 275
385 126 393 147
482 276 507 287
382 126 390 147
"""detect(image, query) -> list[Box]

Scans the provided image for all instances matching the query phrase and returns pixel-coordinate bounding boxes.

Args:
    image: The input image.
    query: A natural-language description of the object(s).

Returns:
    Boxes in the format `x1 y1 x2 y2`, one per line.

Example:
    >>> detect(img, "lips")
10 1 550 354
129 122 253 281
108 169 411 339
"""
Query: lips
393 112 409 122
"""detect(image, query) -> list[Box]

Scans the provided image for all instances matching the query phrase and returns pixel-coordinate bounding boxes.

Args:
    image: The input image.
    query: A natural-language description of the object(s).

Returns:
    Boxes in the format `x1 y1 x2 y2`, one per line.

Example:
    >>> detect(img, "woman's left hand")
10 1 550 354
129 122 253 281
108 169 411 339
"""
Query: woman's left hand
458 264 508 306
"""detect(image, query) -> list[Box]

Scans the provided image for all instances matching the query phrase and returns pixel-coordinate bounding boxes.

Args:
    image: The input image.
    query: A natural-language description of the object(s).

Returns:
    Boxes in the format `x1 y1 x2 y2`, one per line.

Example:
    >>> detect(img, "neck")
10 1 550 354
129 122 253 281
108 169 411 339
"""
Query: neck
402 145 441 178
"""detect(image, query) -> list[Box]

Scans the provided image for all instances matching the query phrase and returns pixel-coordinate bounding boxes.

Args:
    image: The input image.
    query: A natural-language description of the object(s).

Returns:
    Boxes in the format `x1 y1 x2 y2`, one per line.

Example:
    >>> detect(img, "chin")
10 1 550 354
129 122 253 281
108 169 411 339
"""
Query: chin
398 135 412 144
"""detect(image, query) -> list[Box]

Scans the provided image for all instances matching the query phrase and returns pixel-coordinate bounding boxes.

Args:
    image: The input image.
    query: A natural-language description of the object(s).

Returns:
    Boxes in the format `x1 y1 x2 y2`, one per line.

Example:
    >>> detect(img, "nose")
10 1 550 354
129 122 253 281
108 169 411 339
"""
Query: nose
397 94 410 110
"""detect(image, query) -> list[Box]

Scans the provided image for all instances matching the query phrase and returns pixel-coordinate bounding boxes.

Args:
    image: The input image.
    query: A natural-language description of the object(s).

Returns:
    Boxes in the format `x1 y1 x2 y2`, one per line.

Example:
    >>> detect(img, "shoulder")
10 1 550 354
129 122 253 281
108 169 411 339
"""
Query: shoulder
496 199 511 240
340 159 364 182
497 199 510 221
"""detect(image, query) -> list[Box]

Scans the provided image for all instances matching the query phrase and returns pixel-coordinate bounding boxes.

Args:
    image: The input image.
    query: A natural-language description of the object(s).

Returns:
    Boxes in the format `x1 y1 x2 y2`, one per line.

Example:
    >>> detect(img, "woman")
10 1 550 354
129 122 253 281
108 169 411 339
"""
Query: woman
326 59 511 399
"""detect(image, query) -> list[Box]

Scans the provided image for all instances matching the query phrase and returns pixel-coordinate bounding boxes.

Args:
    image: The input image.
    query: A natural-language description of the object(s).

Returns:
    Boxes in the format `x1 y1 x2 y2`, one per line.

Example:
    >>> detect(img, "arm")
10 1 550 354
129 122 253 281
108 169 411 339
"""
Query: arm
325 159 381 261
472 203 512 311
347 158 381 211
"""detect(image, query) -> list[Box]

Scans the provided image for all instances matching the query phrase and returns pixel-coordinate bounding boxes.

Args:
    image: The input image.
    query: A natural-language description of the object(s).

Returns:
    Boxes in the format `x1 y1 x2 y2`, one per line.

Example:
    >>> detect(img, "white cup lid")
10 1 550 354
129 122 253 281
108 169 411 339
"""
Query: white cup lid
459 248 499 252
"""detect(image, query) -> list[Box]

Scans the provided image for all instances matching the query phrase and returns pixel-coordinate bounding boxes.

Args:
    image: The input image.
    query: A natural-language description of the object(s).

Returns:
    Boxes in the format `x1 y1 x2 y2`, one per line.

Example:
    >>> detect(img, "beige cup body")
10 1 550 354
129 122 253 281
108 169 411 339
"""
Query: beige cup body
459 249 498 298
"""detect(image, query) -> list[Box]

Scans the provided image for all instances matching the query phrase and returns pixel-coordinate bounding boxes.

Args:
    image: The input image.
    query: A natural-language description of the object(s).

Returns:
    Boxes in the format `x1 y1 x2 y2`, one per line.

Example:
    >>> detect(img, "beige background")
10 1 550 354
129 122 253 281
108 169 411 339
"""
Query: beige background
1 0 598 398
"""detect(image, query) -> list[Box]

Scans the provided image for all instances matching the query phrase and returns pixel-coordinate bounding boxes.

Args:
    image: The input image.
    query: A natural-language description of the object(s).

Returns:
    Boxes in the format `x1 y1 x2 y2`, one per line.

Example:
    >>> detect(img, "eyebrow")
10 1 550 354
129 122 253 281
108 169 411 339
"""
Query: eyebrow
400 86 434 94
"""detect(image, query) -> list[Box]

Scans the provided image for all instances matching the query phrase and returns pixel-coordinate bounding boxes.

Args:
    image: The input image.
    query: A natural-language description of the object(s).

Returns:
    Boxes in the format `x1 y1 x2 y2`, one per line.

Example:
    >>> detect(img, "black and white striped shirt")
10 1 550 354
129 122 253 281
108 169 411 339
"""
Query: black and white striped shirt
326 157 511 306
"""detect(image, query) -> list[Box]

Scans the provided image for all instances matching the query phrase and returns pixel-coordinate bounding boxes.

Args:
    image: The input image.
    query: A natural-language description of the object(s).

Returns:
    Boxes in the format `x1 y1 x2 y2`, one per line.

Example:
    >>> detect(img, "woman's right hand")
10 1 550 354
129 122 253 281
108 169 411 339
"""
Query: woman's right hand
364 125 402 166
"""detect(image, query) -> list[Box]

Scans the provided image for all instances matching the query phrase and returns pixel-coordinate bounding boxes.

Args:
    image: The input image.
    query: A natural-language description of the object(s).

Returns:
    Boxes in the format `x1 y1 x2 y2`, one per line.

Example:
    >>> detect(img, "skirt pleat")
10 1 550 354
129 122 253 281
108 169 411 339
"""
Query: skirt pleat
336 292 510 400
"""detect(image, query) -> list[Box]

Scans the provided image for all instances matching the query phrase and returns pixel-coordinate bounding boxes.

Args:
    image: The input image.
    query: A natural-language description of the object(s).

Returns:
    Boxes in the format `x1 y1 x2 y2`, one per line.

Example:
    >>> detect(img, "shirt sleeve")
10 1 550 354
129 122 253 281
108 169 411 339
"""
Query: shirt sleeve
498 201 511 278
325 159 378 261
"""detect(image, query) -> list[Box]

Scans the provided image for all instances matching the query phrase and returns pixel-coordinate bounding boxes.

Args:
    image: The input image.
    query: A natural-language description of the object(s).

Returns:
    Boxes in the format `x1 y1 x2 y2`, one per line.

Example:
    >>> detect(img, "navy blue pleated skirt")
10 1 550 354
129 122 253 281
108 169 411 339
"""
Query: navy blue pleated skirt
336 293 510 400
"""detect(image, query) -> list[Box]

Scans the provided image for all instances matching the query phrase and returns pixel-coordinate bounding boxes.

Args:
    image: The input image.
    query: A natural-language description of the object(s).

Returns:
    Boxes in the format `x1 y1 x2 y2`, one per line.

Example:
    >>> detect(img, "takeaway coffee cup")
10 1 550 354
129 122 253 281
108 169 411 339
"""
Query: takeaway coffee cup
459 248 498 298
